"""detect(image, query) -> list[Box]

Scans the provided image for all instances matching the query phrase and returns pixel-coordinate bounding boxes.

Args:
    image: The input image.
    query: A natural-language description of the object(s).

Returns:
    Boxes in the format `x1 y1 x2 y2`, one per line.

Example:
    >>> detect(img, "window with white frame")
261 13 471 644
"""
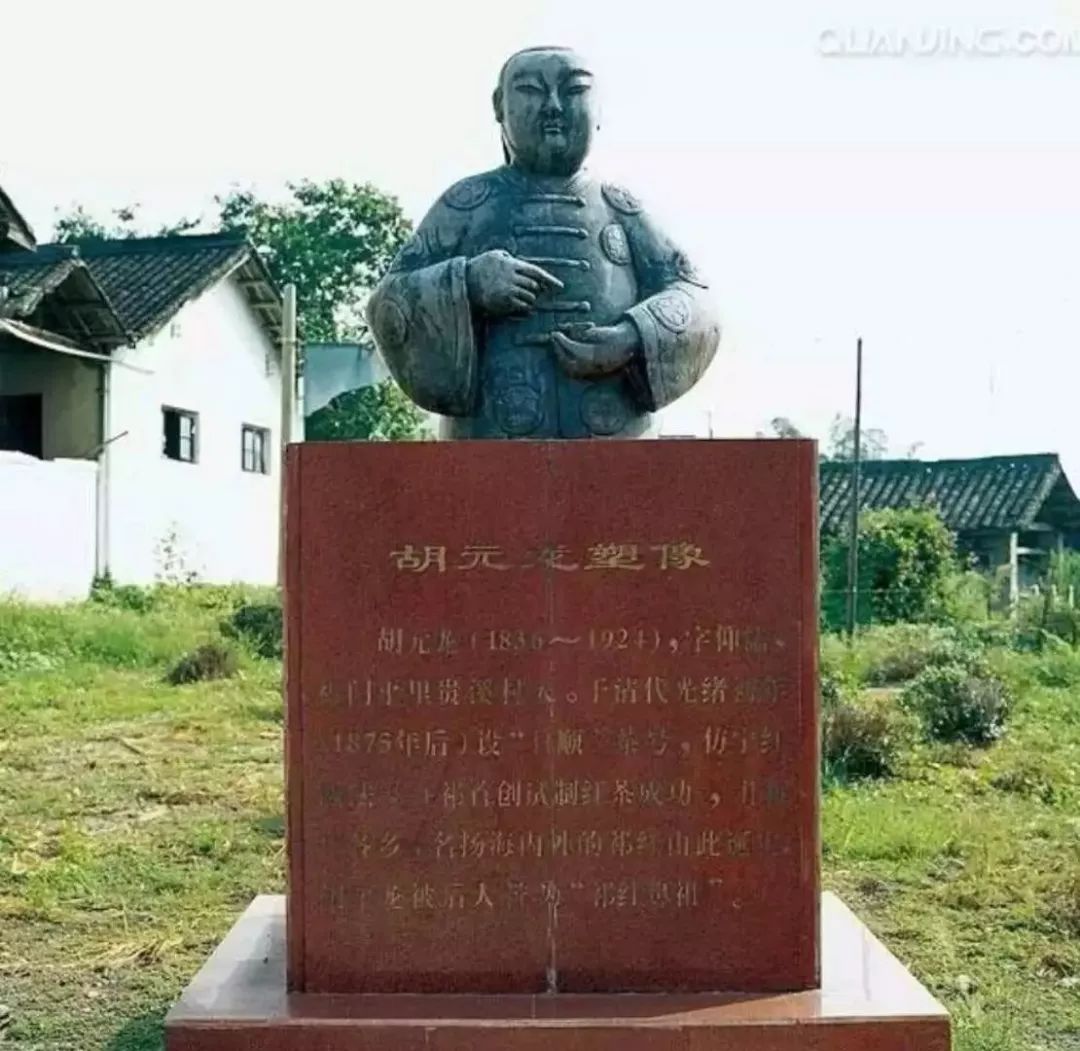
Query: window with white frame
242 424 271 474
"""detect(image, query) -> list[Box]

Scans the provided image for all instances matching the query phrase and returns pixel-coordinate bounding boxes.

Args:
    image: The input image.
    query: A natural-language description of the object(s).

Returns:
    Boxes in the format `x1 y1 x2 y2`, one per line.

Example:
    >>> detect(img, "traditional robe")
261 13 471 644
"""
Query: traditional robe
367 165 720 439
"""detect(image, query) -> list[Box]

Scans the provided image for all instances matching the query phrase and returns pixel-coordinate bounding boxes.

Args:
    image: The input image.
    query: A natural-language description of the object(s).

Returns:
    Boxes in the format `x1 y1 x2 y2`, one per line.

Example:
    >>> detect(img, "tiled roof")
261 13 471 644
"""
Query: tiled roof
0 233 281 344
0 256 77 306
0 254 129 348
0 182 35 250
819 454 1080 534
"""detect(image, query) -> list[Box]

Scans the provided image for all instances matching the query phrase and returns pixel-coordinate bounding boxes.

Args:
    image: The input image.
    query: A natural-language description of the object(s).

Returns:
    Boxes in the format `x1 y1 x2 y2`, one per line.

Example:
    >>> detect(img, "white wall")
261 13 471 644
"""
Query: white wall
105 276 281 586
0 452 97 601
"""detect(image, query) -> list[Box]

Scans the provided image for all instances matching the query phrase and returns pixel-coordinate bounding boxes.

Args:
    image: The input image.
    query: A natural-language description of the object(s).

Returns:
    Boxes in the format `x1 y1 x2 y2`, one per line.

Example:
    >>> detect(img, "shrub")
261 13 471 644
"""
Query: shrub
1029 645 1080 688
0 600 212 672
222 600 283 659
821 508 960 631
820 669 847 709
902 662 1012 745
165 642 240 685
833 623 990 687
856 624 964 685
823 691 911 782
1015 587 1080 650
941 568 992 624
1043 607 1080 647
90 576 158 613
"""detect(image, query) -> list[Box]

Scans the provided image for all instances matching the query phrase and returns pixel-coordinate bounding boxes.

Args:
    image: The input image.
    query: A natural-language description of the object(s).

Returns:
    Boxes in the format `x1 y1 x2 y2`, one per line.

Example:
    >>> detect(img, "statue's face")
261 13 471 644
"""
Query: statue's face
496 49 597 176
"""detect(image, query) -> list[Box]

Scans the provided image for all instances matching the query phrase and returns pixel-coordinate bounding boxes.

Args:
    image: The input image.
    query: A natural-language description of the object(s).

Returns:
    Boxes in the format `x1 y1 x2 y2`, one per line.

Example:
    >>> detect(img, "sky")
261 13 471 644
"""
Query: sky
4 0 1080 476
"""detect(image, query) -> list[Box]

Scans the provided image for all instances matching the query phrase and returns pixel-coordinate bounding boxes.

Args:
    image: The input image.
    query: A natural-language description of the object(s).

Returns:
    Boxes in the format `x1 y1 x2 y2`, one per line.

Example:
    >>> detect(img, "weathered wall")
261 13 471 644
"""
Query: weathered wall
0 344 101 459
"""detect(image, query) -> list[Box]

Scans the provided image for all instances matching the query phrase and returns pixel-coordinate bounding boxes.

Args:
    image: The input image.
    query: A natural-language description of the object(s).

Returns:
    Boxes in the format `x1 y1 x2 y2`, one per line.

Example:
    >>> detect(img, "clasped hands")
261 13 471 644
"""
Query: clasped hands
466 249 638 379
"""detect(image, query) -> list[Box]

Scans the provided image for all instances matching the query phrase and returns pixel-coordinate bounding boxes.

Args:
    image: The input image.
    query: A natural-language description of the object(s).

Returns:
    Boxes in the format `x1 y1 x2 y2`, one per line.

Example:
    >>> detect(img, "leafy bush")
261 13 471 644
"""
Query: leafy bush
827 623 990 688
820 669 849 709
941 568 992 624
821 508 960 631
304 380 430 442
823 692 911 781
856 624 969 685
90 576 158 613
1028 643 1080 688
165 642 240 685
0 600 210 673
902 663 1012 745
0 647 61 676
1042 607 1080 647
1015 585 1080 650
222 600 283 659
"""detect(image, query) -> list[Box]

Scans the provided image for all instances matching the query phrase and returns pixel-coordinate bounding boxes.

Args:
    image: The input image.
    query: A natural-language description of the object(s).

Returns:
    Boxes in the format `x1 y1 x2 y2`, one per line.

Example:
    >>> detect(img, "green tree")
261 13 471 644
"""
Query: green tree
216 179 410 344
53 180 429 440
305 383 431 442
215 180 428 441
821 508 959 630
54 203 198 242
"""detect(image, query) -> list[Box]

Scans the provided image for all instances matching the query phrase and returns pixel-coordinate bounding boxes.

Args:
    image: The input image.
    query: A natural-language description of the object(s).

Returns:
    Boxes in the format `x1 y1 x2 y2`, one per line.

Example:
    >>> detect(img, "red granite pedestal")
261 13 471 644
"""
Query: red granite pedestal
165 440 950 1049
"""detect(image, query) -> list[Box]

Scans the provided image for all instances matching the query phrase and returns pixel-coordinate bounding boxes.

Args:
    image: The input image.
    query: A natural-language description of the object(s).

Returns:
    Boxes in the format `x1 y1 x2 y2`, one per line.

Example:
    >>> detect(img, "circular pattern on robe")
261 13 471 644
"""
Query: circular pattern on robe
649 291 692 334
493 384 543 436
390 233 426 273
580 385 629 436
601 182 643 215
442 176 492 211
374 298 409 349
599 223 631 266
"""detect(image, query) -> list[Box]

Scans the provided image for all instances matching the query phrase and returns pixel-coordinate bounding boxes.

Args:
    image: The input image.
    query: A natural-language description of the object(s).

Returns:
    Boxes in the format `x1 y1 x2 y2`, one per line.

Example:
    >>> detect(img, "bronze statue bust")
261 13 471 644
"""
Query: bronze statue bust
367 46 721 439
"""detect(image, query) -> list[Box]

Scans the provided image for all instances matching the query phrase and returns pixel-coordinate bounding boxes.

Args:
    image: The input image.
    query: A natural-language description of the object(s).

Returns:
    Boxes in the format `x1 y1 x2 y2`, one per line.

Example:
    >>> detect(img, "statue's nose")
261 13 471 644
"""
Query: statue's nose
541 89 563 115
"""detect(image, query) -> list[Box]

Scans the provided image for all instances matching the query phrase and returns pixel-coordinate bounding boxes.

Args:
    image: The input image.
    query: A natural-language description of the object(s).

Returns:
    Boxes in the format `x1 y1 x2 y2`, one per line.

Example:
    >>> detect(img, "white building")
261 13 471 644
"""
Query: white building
0 197 286 600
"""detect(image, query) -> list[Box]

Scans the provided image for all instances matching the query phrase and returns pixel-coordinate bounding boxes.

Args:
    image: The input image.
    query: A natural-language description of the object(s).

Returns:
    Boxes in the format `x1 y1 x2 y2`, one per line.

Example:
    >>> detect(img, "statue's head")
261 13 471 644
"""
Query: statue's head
493 46 598 176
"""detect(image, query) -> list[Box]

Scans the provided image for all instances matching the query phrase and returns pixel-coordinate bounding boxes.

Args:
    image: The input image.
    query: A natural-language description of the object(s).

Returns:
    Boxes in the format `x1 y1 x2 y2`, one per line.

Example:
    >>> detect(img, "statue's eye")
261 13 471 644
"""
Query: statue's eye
566 83 591 95
515 83 544 96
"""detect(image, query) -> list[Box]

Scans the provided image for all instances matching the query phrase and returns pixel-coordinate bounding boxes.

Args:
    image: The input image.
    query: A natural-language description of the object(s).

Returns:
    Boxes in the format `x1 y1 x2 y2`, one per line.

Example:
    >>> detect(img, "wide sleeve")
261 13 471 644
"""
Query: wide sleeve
612 187 721 412
366 195 478 417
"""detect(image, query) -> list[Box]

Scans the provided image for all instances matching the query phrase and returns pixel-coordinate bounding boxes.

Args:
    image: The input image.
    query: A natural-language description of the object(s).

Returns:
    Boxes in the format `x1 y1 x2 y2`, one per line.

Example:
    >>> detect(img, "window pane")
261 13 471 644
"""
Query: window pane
163 410 179 458
241 426 270 473
164 408 196 462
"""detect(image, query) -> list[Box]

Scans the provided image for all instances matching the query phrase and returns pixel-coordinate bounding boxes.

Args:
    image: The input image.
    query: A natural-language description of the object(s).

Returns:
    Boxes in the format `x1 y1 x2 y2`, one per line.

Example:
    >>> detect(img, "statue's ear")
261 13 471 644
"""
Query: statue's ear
492 86 503 123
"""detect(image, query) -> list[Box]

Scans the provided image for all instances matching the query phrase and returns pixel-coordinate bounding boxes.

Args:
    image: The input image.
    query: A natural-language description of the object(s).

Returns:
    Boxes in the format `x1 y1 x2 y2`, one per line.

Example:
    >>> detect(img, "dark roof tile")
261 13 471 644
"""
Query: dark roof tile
0 182 36 250
819 454 1078 533
0 233 281 344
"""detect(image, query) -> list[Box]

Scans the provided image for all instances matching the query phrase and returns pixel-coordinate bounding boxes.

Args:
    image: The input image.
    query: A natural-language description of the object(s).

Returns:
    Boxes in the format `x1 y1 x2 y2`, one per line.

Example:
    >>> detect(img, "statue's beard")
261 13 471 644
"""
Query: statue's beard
503 129 590 177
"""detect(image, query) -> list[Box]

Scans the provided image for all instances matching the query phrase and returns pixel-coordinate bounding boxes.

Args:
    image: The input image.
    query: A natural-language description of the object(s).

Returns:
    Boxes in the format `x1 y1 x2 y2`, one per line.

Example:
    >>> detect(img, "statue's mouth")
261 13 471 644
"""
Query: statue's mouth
541 120 566 137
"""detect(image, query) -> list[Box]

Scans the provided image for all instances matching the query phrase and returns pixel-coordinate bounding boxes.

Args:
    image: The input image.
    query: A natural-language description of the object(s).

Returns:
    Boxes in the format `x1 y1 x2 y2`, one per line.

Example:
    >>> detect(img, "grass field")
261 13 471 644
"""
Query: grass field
0 593 1077 1050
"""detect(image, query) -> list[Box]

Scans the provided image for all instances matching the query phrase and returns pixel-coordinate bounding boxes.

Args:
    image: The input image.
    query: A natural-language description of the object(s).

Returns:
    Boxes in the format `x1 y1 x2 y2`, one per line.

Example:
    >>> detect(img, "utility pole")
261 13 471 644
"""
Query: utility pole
280 284 298 448
845 336 863 638
278 284 298 587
